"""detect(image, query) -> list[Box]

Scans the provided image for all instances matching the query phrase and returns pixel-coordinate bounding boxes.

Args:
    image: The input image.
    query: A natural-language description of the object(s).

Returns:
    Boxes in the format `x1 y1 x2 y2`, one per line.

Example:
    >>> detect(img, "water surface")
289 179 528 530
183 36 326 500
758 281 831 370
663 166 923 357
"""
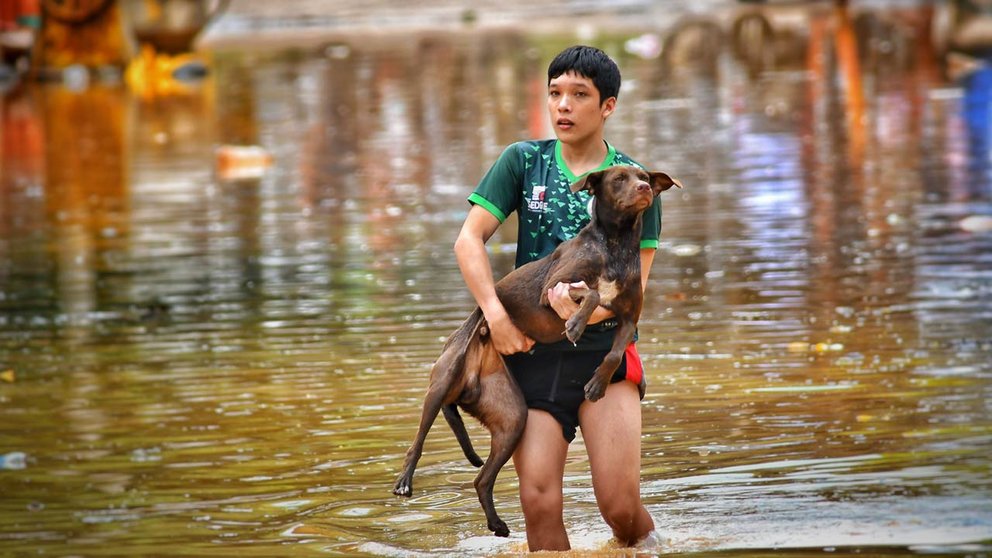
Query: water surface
1 7 990 557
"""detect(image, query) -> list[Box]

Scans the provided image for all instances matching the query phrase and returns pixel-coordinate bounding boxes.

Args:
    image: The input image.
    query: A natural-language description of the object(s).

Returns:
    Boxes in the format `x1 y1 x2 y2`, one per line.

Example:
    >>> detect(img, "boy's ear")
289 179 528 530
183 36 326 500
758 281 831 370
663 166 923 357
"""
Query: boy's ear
601 96 616 119
649 172 683 195
570 170 606 194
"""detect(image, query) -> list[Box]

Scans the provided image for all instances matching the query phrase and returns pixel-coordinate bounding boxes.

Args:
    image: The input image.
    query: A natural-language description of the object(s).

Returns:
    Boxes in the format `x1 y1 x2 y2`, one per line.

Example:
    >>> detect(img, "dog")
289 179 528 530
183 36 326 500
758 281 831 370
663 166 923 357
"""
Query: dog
393 165 682 537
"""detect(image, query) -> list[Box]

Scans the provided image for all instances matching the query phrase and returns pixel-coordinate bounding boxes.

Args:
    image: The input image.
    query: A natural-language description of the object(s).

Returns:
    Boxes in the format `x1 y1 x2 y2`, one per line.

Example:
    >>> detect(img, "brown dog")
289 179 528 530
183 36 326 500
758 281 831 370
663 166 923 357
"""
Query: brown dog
393 165 681 537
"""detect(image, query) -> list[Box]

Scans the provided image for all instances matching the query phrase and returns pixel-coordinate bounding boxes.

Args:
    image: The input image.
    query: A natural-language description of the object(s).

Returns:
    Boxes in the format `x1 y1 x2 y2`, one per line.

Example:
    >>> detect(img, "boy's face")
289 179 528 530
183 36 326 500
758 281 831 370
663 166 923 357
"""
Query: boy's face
547 71 616 145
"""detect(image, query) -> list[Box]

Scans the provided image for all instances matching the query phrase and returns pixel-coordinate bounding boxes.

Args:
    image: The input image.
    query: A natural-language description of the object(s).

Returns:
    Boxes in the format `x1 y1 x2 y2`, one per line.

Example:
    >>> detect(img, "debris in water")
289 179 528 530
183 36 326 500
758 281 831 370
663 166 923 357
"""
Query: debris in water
959 215 992 233
216 145 273 180
813 342 844 353
672 244 702 257
0 451 27 470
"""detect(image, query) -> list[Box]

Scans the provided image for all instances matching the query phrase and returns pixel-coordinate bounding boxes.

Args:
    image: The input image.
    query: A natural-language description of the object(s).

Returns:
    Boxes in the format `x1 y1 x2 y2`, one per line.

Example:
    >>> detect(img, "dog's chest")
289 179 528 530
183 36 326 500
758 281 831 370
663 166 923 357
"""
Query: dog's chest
594 242 639 306
596 279 621 305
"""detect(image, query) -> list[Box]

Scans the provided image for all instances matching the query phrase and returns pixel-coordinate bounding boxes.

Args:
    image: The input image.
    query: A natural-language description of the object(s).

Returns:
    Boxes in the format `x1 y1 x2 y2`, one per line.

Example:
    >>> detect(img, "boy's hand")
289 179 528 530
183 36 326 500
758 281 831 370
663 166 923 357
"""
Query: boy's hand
486 310 535 355
547 281 583 320
547 281 613 324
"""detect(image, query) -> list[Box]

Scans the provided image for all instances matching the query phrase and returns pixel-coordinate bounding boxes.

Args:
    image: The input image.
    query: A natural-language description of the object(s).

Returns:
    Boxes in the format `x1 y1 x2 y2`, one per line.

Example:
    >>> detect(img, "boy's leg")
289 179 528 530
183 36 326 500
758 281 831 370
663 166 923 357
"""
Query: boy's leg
511 409 570 551
578 379 655 546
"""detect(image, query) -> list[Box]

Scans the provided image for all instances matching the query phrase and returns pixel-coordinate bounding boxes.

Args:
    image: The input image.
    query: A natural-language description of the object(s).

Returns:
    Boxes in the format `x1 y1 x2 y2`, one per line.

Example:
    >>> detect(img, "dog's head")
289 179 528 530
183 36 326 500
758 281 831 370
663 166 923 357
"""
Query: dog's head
571 165 682 217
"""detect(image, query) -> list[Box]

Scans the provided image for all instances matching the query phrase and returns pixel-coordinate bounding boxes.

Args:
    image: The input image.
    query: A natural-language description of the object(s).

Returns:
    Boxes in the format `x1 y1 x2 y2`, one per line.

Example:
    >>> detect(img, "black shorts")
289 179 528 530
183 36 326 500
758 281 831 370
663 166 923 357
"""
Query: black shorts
504 344 644 443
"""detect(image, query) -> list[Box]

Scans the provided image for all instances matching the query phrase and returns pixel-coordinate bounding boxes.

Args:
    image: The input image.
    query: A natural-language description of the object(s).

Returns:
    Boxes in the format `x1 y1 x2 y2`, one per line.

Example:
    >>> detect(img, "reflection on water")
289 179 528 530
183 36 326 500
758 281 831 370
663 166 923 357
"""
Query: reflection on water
1 5 991 557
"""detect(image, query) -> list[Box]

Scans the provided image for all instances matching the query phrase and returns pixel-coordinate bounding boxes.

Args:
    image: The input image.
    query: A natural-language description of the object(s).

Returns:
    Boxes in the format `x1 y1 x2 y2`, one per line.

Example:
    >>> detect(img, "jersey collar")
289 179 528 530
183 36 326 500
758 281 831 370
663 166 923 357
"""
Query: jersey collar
554 140 617 184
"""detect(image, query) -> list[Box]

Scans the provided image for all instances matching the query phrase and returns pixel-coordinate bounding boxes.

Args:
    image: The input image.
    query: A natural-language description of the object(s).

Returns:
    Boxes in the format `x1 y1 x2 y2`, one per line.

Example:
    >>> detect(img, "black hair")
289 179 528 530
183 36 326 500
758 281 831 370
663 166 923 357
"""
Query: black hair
547 45 621 104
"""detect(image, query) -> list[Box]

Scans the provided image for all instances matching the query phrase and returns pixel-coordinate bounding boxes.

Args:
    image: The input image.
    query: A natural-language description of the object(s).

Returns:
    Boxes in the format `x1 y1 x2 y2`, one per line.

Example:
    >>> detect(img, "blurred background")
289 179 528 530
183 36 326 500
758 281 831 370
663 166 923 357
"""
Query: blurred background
1 0 991 556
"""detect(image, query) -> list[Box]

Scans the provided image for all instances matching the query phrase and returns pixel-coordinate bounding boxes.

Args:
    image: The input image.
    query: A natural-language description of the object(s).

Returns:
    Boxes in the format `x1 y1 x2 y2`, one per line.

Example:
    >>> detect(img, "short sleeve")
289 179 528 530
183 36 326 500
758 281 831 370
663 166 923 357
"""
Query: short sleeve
614 149 662 250
640 196 662 249
468 143 524 223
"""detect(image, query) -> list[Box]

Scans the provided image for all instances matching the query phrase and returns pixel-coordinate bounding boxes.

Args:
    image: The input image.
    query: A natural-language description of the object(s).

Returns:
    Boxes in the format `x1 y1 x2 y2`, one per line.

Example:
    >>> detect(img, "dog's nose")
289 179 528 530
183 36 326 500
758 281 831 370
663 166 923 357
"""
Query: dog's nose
636 181 651 192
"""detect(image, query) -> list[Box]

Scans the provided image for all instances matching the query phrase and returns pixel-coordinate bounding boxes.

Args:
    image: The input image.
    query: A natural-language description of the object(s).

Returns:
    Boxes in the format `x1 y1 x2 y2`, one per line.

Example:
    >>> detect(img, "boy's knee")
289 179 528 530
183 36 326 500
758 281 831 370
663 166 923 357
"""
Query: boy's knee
519 482 562 518
599 498 643 541
602 502 636 530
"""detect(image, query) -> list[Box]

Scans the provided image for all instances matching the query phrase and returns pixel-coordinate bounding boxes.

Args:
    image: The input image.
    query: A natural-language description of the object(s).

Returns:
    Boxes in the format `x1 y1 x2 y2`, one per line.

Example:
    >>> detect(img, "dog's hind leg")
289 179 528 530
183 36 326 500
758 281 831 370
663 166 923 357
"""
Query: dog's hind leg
392 362 451 497
394 309 485 497
473 381 526 537
474 427 522 536
442 404 483 467
468 349 527 537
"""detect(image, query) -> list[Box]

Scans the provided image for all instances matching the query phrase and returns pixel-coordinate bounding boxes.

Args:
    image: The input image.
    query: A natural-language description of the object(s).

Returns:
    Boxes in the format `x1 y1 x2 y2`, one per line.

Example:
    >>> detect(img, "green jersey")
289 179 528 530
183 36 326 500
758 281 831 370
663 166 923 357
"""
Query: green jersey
469 139 661 268
468 139 662 351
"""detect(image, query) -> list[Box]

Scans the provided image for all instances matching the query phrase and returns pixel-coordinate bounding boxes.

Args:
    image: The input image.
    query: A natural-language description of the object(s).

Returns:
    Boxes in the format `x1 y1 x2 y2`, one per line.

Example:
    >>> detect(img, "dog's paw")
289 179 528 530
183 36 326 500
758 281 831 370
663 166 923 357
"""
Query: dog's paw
565 317 587 344
490 518 510 538
392 477 413 497
584 377 607 402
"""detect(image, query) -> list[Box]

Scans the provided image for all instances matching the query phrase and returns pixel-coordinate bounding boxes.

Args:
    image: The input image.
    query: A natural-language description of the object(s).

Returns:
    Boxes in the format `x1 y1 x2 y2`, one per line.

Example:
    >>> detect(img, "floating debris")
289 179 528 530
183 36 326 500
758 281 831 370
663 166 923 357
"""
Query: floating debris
672 244 703 257
960 215 992 233
787 342 844 353
0 451 27 470
813 342 845 353
215 145 273 180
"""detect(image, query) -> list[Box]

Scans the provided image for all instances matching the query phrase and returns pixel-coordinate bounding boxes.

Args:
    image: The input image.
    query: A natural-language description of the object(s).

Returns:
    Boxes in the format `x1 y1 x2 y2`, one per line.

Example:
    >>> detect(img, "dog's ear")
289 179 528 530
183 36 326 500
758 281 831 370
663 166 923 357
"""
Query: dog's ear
649 172 683 195
570 169 606 194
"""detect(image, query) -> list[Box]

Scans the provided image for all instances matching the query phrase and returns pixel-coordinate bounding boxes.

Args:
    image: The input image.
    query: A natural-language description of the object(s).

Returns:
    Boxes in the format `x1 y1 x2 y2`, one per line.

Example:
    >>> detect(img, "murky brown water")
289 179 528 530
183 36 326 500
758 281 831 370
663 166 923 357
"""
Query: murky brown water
2 6 991 557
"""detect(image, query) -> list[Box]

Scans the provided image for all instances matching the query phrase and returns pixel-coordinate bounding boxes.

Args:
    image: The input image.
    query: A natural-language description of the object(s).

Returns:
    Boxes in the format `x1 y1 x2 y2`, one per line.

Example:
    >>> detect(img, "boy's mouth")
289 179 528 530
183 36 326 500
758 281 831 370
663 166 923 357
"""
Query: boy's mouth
556 118 574 130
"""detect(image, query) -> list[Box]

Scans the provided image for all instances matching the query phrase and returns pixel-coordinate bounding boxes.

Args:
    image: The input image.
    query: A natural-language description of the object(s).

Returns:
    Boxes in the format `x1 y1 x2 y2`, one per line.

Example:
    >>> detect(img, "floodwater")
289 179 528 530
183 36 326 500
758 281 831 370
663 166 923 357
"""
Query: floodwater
1 5 991 557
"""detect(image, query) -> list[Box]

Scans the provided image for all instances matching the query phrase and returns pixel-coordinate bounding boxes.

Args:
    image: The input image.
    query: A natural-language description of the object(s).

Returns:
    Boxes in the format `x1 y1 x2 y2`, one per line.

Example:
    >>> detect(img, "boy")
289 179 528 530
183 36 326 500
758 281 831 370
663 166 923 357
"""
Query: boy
453 45 660 551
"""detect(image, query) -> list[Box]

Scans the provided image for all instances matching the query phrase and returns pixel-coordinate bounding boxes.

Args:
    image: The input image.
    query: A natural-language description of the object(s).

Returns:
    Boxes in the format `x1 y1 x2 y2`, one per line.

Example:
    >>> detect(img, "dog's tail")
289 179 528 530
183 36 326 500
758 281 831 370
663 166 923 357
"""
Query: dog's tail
443 404 484 467
439 307 486 468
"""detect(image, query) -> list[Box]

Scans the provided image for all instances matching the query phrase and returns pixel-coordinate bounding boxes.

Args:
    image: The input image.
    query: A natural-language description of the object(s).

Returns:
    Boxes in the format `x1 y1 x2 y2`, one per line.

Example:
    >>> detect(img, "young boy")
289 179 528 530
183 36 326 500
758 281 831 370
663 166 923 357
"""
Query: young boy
453 45 660 551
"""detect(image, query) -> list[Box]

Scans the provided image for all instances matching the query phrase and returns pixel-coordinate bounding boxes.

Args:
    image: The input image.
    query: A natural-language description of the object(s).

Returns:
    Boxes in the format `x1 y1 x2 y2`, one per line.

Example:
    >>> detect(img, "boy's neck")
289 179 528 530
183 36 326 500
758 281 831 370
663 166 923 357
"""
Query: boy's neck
558 136 609 177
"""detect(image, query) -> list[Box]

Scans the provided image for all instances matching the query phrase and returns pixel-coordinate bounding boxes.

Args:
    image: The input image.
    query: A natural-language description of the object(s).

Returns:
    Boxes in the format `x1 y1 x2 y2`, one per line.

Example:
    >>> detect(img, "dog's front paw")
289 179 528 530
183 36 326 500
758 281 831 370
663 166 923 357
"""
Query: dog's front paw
565 316 587 344
393 476 413 497
490 518 510 538
584 377 608 402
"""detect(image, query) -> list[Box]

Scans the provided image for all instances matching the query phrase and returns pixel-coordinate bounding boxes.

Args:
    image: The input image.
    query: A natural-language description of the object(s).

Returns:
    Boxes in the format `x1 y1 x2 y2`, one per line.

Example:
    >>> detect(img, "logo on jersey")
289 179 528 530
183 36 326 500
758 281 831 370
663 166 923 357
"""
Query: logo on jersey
527 185 547 212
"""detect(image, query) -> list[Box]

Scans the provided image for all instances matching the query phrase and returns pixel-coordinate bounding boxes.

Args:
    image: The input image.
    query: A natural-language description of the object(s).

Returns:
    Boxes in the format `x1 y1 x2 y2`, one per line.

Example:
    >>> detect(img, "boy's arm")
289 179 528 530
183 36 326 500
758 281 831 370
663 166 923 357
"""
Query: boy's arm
639 247 656 291
454 205 535 355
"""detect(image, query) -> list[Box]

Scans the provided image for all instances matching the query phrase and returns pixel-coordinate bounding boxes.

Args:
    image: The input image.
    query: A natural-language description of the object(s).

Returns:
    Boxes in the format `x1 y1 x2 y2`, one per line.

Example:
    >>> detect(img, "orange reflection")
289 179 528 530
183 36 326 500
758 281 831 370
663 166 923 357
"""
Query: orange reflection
41 83 131 333
125 45 206 99
41 83 130 229
833 0 866 167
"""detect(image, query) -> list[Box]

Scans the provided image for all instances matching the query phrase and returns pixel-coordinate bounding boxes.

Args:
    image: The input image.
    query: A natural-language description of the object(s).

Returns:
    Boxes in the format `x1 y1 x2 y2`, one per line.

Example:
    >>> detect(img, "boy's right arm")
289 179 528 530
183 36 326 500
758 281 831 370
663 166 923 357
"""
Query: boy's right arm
454 205 535 355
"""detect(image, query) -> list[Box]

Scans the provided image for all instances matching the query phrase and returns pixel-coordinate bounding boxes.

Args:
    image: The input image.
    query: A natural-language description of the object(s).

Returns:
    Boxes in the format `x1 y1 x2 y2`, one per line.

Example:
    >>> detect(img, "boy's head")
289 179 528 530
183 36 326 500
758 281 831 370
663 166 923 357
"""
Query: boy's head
547 45 621 105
